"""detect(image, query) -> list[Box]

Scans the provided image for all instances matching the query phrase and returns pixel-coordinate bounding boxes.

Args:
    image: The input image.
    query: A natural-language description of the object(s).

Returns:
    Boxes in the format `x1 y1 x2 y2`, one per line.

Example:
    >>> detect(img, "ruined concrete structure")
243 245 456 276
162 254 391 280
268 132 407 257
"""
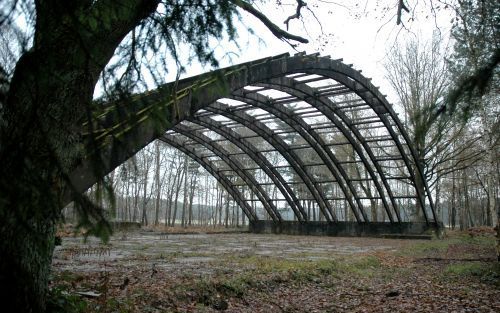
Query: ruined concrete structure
73 52 441 235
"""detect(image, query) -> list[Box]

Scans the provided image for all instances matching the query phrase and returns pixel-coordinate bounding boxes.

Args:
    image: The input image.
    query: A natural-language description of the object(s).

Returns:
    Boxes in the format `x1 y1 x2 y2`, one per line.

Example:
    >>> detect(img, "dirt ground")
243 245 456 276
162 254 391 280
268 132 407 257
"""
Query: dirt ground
50 229 499 312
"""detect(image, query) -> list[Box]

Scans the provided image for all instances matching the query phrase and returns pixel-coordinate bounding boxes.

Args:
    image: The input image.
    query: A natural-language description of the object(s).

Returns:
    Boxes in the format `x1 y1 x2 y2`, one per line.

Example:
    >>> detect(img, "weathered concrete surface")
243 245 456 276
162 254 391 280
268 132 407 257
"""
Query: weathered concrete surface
52 232 410 275
249 220 443 237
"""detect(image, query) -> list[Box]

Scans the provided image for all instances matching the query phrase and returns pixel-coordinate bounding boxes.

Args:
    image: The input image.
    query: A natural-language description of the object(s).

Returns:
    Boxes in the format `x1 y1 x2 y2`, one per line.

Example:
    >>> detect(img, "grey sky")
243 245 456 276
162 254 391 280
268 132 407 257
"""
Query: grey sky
172 0 455 105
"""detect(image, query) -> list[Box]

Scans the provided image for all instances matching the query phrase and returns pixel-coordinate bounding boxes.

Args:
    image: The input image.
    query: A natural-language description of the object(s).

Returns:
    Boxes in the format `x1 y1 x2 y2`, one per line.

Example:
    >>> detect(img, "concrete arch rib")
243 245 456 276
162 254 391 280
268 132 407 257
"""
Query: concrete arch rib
171 124 282 222
255 79 398 223
205 102 336 222
159 135 257 221
227 91 365 222
187 116 308 221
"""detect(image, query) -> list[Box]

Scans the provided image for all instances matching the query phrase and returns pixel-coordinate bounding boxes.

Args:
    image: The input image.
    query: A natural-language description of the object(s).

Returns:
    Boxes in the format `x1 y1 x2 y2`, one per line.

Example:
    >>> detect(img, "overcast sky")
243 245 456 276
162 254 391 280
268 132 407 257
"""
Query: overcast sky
172 0 455 105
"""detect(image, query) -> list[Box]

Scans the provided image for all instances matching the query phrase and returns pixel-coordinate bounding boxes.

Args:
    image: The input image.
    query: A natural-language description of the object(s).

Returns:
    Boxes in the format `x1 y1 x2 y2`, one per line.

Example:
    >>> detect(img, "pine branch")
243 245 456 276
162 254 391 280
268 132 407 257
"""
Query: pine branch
446 48 500 116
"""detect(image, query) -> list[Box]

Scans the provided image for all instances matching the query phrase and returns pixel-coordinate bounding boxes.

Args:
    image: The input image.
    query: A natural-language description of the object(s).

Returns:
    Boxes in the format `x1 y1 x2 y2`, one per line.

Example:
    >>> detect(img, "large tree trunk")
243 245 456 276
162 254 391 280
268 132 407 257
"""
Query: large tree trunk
0 43 98 313
0 1 158 311
0 211 56 312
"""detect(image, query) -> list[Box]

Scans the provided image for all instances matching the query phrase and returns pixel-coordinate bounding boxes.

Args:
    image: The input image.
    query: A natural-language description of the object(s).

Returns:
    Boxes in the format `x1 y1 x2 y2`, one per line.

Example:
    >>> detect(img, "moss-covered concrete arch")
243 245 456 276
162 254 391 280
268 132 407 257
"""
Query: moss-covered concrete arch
71 52 439 234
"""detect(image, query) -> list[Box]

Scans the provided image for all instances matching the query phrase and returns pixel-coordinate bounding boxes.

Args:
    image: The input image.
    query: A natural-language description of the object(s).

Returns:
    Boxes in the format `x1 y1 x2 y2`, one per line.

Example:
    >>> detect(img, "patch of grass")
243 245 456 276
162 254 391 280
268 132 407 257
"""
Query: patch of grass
445 262 485 276
186 258 342 305
352 255 380 269
184 254 383 306
182 251 212 258
400 240 450 257
223 253 384 283
398 232 496 259
338 256 381 277
216 274 255 297
284 259 340 284
315 259 341 275
444 262 500 287
187 255 345 303
256 256 339 280
459 234 496 246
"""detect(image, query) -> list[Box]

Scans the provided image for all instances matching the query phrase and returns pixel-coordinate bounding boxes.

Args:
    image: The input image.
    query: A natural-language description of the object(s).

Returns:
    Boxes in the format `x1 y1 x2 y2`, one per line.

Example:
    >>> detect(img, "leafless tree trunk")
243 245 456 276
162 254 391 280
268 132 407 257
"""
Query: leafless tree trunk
385 35 450 218
181 154 189 228
451 171 457 230
188 171 198 226
171 164 185 227
141 156 151 226
154 141 162 225
165 156 182 226
224 191 230 227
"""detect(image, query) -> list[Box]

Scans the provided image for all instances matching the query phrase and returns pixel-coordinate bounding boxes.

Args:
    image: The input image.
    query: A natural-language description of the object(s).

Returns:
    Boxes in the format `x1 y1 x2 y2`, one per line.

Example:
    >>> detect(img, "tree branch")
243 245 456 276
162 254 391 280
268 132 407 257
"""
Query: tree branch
231 0 308 44
397 0 409 25
284 0 306 30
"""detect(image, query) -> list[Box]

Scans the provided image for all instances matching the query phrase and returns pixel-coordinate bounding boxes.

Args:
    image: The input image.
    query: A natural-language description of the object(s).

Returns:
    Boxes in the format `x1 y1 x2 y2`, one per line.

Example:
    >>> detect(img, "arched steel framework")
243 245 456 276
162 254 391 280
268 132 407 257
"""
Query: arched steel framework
72 52 438 226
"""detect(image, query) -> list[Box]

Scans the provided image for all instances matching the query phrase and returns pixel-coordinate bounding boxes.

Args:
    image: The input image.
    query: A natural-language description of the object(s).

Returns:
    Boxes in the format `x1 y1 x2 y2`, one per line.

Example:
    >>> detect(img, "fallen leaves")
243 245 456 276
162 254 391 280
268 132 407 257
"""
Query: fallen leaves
50 231 500 312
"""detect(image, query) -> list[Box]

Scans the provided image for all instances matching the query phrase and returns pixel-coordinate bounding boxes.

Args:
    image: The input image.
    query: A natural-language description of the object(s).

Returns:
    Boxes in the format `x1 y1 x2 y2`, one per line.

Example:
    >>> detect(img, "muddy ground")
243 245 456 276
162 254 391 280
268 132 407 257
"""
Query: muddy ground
50 229 499 312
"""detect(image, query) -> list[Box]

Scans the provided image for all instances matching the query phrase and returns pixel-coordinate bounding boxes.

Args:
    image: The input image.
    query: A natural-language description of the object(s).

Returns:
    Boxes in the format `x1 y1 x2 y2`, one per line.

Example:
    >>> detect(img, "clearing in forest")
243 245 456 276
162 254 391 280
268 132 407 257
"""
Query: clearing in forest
50 229 499 312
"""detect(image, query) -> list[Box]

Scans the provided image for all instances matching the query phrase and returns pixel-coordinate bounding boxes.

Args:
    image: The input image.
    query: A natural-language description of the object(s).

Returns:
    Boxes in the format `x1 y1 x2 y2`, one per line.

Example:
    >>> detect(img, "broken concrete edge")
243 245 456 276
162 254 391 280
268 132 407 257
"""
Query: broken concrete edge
249 220 444 239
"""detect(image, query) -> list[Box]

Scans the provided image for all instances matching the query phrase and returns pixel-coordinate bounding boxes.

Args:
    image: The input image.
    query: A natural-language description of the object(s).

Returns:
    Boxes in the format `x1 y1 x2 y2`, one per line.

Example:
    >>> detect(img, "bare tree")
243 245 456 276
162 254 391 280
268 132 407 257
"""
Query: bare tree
385 34 477 218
